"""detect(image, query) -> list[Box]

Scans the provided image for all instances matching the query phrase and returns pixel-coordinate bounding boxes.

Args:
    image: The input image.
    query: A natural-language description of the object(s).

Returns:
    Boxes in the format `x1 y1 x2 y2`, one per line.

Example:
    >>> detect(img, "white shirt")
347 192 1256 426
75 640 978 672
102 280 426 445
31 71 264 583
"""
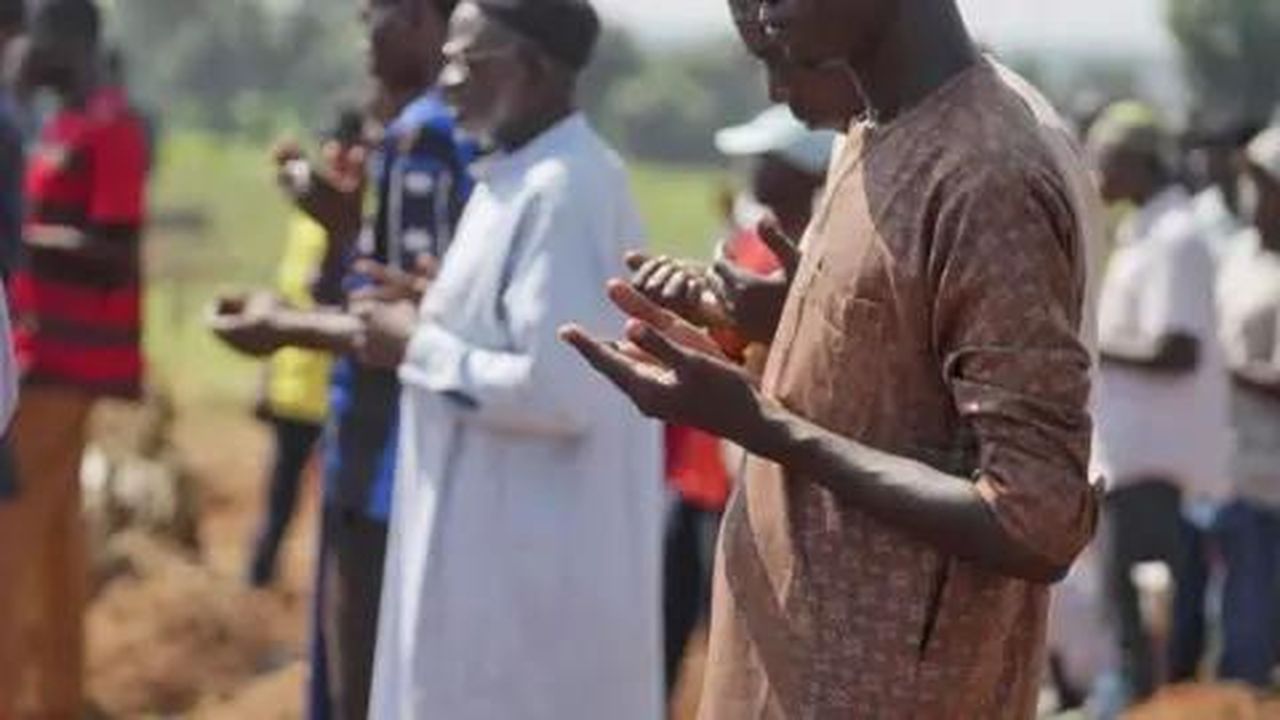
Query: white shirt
1093 187 1231 499
370 115 663 720
1191 186 1245 263
1217 229 1280 508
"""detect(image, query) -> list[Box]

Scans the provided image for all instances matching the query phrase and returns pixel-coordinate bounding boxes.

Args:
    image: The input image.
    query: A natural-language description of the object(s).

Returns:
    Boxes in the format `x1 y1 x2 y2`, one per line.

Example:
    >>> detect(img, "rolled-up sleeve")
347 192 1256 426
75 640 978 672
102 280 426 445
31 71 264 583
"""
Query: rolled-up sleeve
931 165 1099 570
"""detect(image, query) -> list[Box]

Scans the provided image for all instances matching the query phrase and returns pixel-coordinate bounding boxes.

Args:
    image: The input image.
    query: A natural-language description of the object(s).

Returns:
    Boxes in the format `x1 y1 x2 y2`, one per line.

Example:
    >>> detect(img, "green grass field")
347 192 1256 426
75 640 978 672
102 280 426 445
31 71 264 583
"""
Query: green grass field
144 131 725 405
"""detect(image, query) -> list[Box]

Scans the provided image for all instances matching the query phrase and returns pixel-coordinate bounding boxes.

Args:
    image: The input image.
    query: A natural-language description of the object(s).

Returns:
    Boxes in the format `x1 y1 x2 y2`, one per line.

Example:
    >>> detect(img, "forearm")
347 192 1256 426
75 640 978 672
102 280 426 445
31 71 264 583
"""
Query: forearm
270 307 362 354
27 225 133 258
744 399 1066 583
296 182 361 240
1233 362 1280 399
402 322 587 437
312 229 358 305
1100 332 1198 373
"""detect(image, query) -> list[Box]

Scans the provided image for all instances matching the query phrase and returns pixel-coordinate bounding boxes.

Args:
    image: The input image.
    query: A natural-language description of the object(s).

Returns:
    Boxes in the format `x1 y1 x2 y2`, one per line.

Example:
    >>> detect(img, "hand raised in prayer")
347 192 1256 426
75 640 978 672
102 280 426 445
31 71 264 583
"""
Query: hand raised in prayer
207 291 288 358
349 255 440 306
352 298 418 370
605 279 729 362
560 318 768 445
625 219 801 346
271 138 366 239
710 218 800 345
624 252 731 330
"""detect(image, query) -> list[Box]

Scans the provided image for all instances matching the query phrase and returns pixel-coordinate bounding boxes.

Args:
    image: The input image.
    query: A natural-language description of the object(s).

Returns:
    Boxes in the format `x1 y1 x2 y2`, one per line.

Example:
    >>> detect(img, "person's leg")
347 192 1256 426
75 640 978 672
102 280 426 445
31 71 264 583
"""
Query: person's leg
249 418 323 586
1168 510 1209 682
1216 501 1278 686
307 507 334 720
663 496 703 697
1103 484 1153 700
321 507 348 719
323 507 389 720
8 385 93 717
1103 481 1183 700
1048 653 1087 711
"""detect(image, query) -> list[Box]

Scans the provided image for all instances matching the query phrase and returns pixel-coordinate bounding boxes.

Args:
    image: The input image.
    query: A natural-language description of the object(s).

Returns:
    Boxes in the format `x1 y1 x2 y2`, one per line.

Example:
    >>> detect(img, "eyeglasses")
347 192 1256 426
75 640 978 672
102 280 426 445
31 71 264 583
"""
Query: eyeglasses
441 45 521 80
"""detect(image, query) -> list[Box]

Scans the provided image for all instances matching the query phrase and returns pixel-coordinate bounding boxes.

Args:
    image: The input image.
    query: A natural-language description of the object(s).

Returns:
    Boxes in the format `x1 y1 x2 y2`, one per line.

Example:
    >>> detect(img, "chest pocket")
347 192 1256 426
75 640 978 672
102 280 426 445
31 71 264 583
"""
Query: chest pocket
773 257 887 441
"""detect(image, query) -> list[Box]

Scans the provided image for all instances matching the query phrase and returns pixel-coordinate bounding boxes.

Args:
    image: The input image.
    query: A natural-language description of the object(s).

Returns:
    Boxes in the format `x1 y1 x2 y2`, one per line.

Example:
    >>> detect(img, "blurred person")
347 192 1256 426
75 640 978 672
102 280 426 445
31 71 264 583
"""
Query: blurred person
1088 101 1231 700
360 1 662 717
210 0 472 717
564 1 1102 718
1157 115 1262 686
1044 540 1127 719
0 0 149 715
244 108 367 588
714 105 835 262
1184 114 1258 261
0 0 28 713
1210 126 1280 688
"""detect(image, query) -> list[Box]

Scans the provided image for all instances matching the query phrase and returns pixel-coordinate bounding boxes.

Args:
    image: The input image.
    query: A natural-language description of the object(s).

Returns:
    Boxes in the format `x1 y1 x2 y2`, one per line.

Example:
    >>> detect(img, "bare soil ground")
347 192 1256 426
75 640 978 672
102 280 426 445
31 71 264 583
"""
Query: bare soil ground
86 404 316 719
80 403 1277 719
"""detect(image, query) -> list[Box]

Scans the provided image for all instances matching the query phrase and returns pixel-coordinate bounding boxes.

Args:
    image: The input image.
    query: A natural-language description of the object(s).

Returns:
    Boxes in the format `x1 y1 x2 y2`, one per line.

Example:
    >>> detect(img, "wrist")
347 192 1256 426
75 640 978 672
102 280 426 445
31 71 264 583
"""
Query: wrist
263 307 287 335
258 312 287 352
741 394 793 463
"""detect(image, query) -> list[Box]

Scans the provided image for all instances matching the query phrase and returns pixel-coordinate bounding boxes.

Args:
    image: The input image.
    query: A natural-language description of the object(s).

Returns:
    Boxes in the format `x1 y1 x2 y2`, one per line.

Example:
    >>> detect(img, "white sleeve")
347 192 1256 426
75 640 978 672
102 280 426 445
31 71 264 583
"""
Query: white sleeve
398 181 610 439
1143 233 1217 342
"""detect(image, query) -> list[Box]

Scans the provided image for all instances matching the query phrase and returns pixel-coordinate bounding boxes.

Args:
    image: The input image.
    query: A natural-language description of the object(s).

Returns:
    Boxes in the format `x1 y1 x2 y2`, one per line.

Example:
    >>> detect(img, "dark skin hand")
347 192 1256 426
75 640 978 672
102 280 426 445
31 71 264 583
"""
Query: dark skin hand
605 279 730 362
712 220 800 344
207 291 289 357
209 250 434 363
627 219 801 345
349 255 440 306
625 252 726 329
346 253 442 368
1234 367 1280 398
207 292 363 357
272 139 366 240
1100 333 1200 373
1232 363 1280 400
351 297 418 370
560 317 1067 584
26 225 138 275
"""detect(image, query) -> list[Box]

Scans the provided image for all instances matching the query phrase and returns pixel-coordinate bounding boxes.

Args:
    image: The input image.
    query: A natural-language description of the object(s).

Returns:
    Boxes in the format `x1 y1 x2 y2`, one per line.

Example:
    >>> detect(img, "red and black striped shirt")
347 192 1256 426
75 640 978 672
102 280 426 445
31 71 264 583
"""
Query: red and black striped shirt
10 87 148 399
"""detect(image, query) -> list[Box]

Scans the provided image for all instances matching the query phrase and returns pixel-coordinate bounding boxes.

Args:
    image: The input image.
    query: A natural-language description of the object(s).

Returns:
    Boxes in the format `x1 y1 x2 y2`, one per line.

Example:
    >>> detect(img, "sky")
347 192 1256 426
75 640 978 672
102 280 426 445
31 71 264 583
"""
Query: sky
594 0 1173 53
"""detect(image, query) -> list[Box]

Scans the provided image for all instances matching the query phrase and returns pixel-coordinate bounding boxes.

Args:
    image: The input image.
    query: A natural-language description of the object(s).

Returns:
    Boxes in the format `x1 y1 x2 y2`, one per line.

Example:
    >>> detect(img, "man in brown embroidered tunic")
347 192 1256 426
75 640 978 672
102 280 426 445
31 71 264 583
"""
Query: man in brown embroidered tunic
562 0 1101 716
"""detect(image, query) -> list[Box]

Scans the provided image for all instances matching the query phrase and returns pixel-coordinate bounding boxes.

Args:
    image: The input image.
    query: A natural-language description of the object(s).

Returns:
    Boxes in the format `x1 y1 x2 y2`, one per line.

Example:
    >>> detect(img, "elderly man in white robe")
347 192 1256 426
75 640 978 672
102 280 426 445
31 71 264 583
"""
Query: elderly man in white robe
352 1 663 718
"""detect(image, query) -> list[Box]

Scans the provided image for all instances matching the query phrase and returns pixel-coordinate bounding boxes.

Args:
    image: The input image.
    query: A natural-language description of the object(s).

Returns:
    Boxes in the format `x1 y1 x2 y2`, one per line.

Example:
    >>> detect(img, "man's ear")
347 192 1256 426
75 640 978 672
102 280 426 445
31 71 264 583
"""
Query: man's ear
524 47 572 92
518 48 550 86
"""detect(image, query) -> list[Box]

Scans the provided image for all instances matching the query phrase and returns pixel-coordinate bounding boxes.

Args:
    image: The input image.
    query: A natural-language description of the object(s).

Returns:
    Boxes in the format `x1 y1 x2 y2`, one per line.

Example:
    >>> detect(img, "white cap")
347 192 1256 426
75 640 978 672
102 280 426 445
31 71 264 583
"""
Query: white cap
714 105 838 176
1246 126 1280 183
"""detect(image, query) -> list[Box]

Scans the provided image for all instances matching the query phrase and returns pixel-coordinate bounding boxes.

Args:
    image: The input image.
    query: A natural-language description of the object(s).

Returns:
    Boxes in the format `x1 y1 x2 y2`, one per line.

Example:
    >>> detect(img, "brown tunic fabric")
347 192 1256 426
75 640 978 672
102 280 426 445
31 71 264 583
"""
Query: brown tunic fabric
700 60 1100 719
